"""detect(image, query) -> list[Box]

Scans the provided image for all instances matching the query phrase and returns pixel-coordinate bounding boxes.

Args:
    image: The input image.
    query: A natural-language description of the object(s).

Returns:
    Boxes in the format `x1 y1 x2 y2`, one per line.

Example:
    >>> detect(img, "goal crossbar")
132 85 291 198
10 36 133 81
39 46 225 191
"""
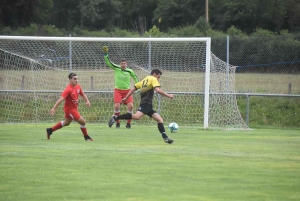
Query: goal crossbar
0 36 211 42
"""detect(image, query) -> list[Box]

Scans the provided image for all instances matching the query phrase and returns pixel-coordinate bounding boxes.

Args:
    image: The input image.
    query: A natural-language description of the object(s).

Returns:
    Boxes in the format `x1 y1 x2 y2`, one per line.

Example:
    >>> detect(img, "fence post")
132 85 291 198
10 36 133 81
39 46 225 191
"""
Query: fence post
91 76 94 91
288 83 292 94
69 34 72 73
246 94 250 126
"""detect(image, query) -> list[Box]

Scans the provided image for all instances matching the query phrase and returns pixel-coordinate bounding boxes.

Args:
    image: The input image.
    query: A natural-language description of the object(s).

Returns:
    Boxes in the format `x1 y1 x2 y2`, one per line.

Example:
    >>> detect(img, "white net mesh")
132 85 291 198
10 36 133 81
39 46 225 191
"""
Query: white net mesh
0 37 247 129
209 53 249 129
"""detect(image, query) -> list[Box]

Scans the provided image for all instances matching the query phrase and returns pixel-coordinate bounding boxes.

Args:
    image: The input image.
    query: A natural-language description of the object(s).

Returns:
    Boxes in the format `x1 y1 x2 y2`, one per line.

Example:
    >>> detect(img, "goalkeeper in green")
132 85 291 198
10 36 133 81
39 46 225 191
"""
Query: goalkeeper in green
102 46 139 129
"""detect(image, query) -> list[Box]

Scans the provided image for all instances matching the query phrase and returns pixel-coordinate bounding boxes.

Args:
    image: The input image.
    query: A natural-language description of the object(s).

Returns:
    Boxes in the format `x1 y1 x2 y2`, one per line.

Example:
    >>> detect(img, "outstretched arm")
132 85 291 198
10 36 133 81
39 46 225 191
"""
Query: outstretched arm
154 87 174 99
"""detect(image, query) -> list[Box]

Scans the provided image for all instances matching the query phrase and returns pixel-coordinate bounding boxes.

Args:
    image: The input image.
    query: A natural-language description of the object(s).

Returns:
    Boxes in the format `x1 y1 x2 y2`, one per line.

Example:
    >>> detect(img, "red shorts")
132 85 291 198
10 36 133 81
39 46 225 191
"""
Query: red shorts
64 109 81 121
114 88 133 104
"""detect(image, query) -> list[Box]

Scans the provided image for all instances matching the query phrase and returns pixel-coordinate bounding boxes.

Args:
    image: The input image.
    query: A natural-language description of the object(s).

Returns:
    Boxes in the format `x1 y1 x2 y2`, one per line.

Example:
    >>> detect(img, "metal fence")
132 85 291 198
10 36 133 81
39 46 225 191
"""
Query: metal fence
211 35 300 127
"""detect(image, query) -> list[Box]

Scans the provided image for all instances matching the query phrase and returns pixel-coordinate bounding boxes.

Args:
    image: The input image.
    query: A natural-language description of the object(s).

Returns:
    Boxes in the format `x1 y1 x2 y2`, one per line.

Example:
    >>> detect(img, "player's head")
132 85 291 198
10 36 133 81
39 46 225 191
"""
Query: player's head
120 58 127 70
68 72 78 86
151 69 162 80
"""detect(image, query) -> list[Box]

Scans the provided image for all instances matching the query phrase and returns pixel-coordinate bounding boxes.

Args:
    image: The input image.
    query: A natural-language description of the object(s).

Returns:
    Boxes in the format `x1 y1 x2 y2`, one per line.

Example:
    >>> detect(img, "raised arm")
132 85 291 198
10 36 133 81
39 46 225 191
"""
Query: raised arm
102 46 119 70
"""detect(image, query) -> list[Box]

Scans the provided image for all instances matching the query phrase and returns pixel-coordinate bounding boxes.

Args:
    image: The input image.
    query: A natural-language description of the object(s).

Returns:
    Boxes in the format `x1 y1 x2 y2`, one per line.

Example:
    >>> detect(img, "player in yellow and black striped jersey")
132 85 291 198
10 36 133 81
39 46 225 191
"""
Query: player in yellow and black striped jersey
108 69 175 144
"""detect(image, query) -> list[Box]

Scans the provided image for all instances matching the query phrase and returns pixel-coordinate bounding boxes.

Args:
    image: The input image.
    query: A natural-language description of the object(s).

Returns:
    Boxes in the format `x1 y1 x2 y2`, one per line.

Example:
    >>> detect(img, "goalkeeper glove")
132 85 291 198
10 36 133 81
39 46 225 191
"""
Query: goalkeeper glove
102 46 109 55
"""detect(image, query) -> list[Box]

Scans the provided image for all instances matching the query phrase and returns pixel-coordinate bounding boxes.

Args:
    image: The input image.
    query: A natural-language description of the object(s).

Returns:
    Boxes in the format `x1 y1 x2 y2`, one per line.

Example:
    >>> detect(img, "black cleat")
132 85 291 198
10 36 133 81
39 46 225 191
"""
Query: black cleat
84 135 94 141
116 123 120 128
126 123 131 129
164 137 174 144
46 128 53 139
108 116 116 128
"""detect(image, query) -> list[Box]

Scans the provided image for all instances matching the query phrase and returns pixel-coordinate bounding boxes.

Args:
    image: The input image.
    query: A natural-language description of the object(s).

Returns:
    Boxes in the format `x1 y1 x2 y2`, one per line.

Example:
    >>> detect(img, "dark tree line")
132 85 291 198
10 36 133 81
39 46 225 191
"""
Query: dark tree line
1 0 300 34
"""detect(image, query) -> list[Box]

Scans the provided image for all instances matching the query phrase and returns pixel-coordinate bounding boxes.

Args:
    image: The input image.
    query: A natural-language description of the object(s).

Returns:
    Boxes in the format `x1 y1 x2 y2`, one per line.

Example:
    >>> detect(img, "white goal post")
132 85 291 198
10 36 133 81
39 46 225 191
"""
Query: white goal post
0 36 248 130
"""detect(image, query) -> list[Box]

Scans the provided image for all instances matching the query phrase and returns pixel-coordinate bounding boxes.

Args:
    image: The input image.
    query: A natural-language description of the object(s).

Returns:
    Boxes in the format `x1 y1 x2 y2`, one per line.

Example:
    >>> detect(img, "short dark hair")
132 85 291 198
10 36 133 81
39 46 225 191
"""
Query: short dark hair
151 69 162 75
68 72 77 79
120 58 127 62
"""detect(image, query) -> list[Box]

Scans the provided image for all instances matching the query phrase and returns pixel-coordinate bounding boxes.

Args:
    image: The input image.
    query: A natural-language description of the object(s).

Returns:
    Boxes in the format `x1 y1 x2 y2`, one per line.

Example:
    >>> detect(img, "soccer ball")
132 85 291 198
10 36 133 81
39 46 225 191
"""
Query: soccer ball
168 122 179 133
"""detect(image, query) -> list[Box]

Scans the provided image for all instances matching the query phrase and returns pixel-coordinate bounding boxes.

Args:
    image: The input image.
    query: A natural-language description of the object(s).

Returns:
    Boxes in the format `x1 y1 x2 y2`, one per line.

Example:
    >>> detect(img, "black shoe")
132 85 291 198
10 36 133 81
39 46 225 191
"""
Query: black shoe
164 137 174 144
46 128 53 139
126 123 131 129
108 116 116 128
116 123 120 128
84 135 93 141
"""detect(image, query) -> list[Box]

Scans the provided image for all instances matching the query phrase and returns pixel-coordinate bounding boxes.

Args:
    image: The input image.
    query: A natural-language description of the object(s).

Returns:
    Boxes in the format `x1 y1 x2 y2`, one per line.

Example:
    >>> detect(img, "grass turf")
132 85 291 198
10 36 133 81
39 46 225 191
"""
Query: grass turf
0 124 299 201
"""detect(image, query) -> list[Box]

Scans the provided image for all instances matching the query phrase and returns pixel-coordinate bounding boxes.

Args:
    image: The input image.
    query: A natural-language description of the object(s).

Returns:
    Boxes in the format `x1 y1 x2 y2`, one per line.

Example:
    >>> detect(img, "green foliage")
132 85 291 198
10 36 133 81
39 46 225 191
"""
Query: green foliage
0 23 65 36
153 0 205 31
118 0 157 33
167 25 204 37
18 24 40 36
226 26 245 36
210 0 292 33
39 25 64 36
194 17 211 32
78 0 122 30
237 96 300 127
109 28 140 37
0 0 52 28
1 0 300 34
206 29 227 37
144 25 164 37
251 28 277 37
71 28 111 37
0 27 13 35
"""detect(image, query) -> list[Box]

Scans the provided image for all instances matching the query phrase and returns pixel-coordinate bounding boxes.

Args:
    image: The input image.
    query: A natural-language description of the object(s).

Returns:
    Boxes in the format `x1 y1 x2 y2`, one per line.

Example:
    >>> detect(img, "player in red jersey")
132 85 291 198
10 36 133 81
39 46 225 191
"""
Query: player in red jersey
46 73 93 141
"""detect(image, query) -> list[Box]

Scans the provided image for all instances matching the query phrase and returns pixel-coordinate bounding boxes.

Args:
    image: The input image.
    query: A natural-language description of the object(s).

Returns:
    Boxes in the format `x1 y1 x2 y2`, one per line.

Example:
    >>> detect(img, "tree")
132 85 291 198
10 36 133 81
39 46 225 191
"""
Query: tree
209 0 299 33
0 0 53 28
285 0 300 32
117 0 158 34
79 0 121 30
52 0 81 30
153 0 206 31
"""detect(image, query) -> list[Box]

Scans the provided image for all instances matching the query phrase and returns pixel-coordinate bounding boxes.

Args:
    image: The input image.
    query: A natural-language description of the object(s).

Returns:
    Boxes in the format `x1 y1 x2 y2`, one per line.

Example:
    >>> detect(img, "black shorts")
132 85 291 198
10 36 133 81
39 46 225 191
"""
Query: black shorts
138 104 156 117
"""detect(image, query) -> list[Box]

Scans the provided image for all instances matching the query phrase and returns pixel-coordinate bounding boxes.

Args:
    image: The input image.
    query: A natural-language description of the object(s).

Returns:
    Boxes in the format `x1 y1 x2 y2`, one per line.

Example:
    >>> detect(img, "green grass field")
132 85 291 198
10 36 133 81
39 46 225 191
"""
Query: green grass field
0 124 299 201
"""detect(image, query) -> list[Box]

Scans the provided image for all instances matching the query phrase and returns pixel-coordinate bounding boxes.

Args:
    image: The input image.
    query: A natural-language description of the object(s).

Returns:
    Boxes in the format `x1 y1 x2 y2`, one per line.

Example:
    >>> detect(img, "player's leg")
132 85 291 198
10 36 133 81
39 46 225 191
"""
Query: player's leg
108 111 144 127
114 89 122 128
122 89 134 128
46 114 72 139
74 112 93 141
125 102 133 128
151 113 174 144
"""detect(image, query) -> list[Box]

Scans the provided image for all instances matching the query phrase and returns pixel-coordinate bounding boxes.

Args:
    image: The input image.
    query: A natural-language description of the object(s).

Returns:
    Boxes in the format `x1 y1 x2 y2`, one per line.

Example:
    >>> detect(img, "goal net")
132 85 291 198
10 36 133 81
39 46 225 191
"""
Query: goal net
0 36 248 129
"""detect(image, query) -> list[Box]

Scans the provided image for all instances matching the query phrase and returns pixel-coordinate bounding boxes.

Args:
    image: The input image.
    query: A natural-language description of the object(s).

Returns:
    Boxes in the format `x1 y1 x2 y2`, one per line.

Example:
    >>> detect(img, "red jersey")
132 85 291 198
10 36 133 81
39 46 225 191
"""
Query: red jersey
61 84 84 111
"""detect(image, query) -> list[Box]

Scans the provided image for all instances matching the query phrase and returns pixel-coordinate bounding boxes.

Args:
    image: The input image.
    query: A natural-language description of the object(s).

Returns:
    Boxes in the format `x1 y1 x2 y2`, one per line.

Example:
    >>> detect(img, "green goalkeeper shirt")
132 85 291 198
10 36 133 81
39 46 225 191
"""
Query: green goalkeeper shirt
104 55 139 90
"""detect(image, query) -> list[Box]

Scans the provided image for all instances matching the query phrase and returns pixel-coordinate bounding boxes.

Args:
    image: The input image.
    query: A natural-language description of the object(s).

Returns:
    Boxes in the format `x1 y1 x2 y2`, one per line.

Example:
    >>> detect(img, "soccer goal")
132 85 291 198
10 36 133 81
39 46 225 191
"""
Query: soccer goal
0 36 248 129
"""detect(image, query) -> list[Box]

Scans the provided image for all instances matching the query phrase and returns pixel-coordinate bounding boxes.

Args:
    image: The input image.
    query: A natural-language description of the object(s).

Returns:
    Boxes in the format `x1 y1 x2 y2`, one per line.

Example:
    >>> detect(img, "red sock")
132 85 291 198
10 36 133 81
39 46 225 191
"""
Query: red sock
114 112 120 123
80 127 88 136
52 121 63 132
